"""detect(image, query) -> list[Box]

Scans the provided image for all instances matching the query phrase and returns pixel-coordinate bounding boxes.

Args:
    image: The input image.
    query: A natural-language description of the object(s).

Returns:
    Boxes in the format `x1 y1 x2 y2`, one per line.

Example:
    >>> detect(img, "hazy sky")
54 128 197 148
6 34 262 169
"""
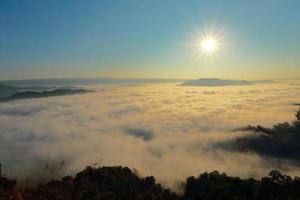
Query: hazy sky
1 0 300 80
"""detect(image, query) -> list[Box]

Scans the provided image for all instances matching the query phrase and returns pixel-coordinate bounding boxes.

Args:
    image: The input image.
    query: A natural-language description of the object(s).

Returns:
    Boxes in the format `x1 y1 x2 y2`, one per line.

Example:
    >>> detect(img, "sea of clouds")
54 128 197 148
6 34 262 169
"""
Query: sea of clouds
0 81 300 188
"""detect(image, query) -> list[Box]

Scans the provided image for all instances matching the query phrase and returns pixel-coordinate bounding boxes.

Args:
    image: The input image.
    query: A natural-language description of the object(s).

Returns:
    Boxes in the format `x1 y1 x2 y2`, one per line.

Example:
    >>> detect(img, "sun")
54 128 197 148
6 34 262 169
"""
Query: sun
200 36 219 54
201 37 216 52
190 28 223 56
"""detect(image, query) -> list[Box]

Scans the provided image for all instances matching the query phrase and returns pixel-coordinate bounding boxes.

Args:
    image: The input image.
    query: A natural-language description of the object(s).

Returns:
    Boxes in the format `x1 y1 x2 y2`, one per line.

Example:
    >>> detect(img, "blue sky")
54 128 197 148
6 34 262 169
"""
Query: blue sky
1 0 300 80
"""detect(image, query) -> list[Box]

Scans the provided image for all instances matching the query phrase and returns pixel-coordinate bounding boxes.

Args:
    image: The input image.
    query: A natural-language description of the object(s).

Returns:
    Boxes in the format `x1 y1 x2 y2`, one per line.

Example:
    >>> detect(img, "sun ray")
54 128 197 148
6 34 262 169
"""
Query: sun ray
189 25 224 57
197 34 221 55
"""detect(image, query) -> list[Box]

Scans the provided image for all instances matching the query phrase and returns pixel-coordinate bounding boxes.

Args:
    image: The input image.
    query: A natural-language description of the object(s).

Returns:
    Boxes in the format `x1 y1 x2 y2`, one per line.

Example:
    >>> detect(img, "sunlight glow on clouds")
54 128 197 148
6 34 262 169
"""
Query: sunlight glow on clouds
0 81 300 188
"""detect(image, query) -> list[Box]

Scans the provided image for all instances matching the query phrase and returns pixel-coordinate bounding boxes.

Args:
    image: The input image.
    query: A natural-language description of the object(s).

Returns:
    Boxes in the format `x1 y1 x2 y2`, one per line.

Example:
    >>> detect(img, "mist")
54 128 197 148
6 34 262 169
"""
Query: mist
1 80 300 189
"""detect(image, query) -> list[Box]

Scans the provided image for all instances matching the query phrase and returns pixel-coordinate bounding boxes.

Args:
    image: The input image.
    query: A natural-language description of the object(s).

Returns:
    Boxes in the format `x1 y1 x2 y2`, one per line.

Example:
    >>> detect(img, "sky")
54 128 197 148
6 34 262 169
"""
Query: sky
1 0 300 80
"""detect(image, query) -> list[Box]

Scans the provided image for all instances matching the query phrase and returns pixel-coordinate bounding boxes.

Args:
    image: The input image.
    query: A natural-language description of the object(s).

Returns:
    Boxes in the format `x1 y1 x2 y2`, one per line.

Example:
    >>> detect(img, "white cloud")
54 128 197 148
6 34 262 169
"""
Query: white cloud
0 81 300 188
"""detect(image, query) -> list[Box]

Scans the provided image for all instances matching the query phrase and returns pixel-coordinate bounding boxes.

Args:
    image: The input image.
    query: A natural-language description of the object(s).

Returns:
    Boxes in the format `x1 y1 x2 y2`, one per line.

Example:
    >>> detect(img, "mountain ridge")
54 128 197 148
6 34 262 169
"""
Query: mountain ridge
0 88 92 102
180 78 253 86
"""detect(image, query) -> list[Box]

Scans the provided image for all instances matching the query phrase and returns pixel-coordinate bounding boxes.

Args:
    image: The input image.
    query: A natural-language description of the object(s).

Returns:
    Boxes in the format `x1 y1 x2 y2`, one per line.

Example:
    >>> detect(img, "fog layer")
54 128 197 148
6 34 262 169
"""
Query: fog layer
0 81 300 188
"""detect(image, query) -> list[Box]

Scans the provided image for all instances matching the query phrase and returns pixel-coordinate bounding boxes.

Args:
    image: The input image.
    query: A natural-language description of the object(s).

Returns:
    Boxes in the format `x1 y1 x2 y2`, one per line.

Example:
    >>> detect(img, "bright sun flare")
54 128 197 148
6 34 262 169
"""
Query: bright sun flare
200 37 218 53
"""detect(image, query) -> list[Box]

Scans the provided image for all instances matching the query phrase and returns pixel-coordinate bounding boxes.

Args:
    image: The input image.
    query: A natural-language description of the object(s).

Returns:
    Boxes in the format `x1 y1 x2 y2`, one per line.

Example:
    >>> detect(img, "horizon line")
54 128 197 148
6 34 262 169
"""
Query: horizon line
1 76 297 82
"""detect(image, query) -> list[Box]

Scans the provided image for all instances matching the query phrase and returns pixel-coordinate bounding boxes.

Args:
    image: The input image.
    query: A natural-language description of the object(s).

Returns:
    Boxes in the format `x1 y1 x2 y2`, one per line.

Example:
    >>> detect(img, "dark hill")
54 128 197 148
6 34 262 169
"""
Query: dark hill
0 84 49 98
184 170 300 200
218 108 300 162
1 166 300 200
0 84 20 98
180 78 252 87
23 166 178 200
0 89 91 102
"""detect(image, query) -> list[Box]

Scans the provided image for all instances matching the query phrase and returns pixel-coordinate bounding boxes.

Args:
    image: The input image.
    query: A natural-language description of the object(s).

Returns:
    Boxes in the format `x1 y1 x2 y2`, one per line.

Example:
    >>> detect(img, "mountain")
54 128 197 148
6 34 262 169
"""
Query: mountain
0 88 91 102
180 78 252 86
0 84 19 98
0 84 50 98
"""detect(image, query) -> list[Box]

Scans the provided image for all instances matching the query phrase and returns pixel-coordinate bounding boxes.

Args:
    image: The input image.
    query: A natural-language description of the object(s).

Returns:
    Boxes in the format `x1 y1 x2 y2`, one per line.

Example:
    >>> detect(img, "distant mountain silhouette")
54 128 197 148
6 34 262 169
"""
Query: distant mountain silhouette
0 84 19 98
0 83 50 98
0 88 91 102
180 78 252 86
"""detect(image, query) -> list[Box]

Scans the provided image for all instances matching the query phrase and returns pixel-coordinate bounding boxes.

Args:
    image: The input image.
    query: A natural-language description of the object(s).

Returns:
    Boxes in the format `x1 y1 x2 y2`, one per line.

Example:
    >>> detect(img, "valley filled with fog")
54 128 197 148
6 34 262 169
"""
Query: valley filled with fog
1 80 300 188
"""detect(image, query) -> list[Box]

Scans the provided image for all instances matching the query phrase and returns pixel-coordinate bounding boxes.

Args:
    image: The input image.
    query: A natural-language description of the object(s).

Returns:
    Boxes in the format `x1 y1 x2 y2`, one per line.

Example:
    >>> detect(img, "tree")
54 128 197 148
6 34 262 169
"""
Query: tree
296 108 300 121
